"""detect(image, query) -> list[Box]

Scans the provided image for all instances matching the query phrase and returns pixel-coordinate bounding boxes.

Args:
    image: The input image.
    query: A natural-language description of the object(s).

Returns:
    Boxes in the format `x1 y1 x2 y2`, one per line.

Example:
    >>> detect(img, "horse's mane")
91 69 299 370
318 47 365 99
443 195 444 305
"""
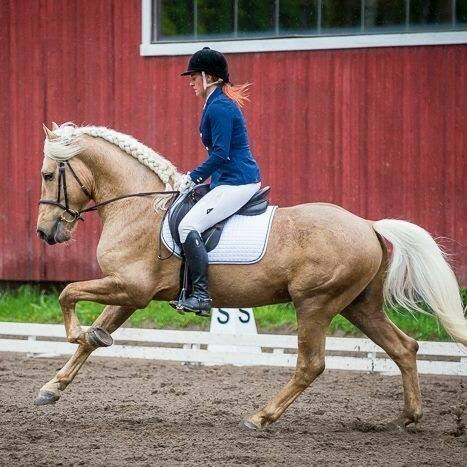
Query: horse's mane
43 122 181 190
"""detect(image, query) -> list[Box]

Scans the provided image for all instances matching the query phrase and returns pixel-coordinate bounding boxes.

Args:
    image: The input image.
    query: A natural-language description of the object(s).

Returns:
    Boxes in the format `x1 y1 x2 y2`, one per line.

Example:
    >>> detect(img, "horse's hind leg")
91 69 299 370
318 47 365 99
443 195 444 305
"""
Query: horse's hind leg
341 268 422 428
34 305 134 405
244 295 335 430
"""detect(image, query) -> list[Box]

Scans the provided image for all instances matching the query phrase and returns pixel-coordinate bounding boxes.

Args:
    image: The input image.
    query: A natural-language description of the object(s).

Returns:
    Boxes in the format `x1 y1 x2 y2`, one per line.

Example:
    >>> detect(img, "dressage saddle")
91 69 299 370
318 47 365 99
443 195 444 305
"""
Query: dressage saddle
168 184 271 253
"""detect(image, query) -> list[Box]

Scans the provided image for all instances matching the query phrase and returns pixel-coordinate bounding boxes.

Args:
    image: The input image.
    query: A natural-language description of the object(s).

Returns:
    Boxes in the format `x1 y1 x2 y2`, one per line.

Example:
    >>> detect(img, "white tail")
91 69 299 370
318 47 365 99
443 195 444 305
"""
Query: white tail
373 219 467 346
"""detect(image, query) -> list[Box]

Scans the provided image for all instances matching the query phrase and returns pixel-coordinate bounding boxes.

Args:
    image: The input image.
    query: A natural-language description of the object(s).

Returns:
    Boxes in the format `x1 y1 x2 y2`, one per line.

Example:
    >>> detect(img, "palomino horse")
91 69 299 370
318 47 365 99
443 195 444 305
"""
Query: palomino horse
36 123 467 430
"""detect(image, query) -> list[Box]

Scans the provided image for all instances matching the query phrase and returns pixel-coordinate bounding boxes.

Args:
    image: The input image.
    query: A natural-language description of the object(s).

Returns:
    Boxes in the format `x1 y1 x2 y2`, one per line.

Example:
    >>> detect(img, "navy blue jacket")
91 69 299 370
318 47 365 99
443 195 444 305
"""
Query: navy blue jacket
189 87 261 188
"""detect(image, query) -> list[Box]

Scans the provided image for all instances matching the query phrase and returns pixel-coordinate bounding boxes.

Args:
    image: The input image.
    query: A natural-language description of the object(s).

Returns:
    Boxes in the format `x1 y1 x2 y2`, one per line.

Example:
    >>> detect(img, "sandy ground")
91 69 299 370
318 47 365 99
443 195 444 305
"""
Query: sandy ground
0 352 465 466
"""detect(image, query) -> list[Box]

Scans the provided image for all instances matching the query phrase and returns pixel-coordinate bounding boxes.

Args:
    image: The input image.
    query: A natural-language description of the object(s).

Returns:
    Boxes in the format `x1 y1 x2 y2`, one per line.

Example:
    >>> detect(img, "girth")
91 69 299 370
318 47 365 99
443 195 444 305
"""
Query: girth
168 184 270 253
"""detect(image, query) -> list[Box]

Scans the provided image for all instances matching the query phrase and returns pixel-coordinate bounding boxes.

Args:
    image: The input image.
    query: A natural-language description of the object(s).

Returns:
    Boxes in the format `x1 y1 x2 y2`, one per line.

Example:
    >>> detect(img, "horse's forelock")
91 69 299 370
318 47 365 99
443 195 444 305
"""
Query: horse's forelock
43 123 83 162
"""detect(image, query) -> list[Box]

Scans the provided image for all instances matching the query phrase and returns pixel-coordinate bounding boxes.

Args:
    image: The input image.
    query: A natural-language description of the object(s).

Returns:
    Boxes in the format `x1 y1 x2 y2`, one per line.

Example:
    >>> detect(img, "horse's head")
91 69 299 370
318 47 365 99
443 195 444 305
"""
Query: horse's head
37 122 181 244
37 123 92 245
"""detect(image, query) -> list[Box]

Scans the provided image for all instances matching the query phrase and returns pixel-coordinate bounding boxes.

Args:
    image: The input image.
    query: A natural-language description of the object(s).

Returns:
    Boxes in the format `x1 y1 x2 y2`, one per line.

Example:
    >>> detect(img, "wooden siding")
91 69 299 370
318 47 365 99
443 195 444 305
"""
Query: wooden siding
0 0 465 283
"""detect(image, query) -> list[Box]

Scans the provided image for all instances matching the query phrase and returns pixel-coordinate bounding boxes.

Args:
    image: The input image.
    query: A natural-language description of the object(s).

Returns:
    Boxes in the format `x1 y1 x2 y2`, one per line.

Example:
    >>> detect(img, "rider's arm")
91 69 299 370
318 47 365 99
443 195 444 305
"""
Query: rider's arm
189 104 233 184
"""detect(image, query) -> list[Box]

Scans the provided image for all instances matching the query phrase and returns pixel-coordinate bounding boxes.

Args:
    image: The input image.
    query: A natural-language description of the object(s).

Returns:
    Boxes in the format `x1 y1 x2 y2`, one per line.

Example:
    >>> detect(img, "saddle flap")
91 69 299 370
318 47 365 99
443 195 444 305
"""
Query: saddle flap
168 188 224 253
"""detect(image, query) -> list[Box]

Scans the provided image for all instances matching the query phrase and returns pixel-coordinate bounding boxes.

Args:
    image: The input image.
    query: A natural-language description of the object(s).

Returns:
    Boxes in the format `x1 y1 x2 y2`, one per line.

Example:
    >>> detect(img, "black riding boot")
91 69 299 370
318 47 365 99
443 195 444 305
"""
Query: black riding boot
177 230 212 316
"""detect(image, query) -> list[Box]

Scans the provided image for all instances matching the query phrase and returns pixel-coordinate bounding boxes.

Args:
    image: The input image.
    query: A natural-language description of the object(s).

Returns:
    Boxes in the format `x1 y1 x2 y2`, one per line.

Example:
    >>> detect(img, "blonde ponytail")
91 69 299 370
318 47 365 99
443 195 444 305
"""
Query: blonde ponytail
222 82 251 107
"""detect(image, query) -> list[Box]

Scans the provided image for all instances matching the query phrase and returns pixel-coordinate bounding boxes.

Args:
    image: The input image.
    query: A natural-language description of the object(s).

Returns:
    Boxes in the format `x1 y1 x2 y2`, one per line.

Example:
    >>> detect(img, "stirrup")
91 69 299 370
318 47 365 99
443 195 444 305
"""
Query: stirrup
195 305 212 318
169 287 189 315
168 299 186 315
178 296 212 317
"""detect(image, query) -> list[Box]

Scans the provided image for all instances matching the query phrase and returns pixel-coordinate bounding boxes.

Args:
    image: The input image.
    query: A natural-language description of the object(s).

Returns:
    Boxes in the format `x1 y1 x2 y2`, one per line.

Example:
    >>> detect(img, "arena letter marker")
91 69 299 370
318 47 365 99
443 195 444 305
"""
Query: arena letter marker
208 308 261 356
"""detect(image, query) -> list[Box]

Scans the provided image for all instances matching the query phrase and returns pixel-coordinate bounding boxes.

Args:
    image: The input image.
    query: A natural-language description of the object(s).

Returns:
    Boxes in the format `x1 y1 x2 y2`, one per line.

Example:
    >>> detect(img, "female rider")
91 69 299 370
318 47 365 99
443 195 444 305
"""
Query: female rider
173 47 262 316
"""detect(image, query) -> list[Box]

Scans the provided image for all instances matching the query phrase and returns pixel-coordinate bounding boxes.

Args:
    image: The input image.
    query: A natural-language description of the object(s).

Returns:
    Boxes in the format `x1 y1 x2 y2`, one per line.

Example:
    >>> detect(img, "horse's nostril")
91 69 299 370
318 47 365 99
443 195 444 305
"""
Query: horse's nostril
37 229 46 240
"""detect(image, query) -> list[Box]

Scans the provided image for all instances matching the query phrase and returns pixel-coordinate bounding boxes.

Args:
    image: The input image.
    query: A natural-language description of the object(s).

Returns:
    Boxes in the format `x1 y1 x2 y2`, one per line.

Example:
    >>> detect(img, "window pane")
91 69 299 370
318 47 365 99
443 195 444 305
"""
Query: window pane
364 0 406 32
197 0 235 39
153 0 466 43
321 0 362 34
410 0 453 31
158 0 194 41
456 0 467 25
238 0 276 37
279 0 318 35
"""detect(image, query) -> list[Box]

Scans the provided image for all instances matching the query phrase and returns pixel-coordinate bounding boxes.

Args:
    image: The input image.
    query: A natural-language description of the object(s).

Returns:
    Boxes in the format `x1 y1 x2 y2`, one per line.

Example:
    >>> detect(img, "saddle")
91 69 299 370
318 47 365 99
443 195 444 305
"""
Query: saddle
168 184 270 252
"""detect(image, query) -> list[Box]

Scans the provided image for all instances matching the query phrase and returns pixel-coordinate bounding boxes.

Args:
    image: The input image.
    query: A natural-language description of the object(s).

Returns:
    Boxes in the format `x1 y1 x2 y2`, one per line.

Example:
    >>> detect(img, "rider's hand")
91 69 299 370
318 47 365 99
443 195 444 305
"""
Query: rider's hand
179 173 196 194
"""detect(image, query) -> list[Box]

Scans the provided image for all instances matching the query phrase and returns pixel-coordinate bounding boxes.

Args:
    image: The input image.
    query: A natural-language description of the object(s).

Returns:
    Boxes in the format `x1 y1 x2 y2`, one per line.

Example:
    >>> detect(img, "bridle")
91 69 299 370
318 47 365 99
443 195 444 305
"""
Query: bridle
39 160 179 223
39 161 90 222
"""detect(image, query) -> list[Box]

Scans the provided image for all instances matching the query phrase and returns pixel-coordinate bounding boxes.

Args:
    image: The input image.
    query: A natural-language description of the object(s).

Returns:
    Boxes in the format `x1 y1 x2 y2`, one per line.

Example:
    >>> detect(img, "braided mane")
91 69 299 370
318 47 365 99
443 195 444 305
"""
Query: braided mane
43 123 182 190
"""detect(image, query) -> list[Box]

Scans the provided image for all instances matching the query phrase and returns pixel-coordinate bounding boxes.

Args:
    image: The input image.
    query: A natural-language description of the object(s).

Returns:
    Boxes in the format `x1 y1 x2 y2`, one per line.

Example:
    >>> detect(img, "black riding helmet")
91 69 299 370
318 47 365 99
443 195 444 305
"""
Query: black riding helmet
181 47 230 83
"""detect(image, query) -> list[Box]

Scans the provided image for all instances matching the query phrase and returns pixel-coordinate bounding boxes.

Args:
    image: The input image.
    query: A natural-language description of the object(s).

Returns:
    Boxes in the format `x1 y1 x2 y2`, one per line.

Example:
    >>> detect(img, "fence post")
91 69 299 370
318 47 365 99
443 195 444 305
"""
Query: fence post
27 335 36 358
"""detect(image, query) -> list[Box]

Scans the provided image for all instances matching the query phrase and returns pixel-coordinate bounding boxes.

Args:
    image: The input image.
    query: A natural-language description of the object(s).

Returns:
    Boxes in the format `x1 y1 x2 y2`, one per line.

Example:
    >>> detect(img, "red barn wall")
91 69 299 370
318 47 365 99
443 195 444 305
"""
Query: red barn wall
0 0 465 283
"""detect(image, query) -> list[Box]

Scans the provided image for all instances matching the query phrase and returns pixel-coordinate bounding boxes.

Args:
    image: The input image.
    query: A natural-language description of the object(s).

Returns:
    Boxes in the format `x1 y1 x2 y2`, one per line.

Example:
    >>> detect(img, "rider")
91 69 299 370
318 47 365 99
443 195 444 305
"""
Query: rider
174 47 262 316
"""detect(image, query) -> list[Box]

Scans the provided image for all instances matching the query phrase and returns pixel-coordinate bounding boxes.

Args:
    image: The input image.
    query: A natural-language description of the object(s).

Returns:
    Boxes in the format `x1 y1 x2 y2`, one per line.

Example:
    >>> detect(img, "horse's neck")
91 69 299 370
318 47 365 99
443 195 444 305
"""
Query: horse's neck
82 139 167 220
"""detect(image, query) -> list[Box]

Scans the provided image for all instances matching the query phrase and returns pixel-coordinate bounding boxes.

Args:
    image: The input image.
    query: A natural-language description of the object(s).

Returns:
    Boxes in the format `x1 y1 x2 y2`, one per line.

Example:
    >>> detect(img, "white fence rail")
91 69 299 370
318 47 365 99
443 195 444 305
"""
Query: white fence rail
0 322 465 376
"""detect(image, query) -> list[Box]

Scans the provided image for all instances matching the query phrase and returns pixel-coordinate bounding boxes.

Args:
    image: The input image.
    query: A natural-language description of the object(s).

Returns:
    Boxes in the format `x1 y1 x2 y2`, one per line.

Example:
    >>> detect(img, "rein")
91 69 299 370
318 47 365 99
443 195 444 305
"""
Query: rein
39 161 179 223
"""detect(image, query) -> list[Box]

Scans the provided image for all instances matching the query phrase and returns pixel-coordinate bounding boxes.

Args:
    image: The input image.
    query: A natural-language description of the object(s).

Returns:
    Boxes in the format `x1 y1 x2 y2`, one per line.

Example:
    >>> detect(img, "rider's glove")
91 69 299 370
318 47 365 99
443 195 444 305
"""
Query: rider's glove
179 173 196 194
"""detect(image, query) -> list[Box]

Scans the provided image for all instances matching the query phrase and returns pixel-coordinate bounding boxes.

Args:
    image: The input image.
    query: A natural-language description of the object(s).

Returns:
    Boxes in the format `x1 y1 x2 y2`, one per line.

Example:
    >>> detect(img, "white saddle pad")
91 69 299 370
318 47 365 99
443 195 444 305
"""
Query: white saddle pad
161 206 277 264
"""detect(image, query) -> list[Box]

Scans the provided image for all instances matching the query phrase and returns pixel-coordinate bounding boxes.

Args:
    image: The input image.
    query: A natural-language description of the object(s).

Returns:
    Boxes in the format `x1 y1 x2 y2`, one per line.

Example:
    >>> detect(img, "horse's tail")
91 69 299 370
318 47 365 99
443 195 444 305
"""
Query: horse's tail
373 219 467 346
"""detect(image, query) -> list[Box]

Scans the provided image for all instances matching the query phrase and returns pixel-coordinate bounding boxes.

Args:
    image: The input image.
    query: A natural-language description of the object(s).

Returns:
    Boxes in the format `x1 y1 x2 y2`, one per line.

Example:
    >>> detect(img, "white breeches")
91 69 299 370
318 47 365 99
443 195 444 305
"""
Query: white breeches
178 182 261 243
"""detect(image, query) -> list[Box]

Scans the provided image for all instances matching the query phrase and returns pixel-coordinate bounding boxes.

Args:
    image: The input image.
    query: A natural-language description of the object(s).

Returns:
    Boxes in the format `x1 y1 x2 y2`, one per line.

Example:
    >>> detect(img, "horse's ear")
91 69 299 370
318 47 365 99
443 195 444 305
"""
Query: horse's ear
42 123 57 140
51 121 59 130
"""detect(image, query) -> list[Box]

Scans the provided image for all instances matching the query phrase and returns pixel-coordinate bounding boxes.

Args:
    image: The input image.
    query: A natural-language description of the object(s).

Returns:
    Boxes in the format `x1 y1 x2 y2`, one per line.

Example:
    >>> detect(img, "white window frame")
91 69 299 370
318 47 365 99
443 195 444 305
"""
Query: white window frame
140 0 467 57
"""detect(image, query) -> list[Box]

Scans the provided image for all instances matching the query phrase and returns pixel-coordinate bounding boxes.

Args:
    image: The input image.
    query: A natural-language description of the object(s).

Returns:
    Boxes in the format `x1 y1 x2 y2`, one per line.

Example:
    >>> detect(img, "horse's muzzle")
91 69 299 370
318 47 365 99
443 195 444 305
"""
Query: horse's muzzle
36 219 70 245
37 227 57 245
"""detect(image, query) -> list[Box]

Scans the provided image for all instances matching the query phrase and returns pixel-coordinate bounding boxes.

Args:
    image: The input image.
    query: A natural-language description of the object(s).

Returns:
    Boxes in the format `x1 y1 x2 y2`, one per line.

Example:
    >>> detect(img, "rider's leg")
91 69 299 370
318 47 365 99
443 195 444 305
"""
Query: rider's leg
178 182 262 245
176 230 212 314
175 182 260 314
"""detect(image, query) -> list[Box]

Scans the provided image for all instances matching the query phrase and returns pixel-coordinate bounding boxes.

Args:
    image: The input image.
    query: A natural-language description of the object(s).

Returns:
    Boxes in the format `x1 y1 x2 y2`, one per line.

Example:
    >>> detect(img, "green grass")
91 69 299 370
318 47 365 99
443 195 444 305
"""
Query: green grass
0 284 465 342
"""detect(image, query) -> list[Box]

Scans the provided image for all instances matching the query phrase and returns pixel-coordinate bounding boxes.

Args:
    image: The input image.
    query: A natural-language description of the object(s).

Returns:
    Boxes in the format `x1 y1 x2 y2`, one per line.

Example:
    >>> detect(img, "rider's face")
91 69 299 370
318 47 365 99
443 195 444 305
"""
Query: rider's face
189 72 214 98
189 73 204 97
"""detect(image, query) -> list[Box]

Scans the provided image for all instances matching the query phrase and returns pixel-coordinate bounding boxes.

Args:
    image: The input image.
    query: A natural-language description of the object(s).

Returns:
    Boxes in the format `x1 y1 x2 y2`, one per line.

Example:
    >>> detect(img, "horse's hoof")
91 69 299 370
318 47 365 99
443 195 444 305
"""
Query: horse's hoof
405 422 419 433
34 390 59 406
87 327 113 348
383 418 405 431
243 418 262 431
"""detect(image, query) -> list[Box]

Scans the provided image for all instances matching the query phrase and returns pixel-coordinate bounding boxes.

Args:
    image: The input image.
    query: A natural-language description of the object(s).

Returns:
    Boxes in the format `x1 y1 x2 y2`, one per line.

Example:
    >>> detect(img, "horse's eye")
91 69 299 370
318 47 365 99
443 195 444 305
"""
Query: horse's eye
42 172 54 181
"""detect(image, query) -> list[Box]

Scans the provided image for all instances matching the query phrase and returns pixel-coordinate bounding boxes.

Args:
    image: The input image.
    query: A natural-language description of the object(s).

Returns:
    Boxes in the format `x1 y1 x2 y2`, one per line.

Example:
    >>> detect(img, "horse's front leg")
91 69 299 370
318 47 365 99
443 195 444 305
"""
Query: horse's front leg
35 305 135 405
59 275 145 344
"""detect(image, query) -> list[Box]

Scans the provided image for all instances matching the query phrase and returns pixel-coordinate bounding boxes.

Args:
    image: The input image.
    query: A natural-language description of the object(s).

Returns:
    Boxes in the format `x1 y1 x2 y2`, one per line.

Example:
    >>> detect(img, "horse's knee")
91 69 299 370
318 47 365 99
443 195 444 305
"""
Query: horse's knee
59 284 77 308
294 358 325 389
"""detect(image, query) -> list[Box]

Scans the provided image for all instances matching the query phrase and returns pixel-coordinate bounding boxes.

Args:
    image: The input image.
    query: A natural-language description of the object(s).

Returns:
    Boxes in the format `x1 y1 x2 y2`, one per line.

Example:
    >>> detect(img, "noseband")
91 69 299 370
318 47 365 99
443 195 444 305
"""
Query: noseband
39 161 179 223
